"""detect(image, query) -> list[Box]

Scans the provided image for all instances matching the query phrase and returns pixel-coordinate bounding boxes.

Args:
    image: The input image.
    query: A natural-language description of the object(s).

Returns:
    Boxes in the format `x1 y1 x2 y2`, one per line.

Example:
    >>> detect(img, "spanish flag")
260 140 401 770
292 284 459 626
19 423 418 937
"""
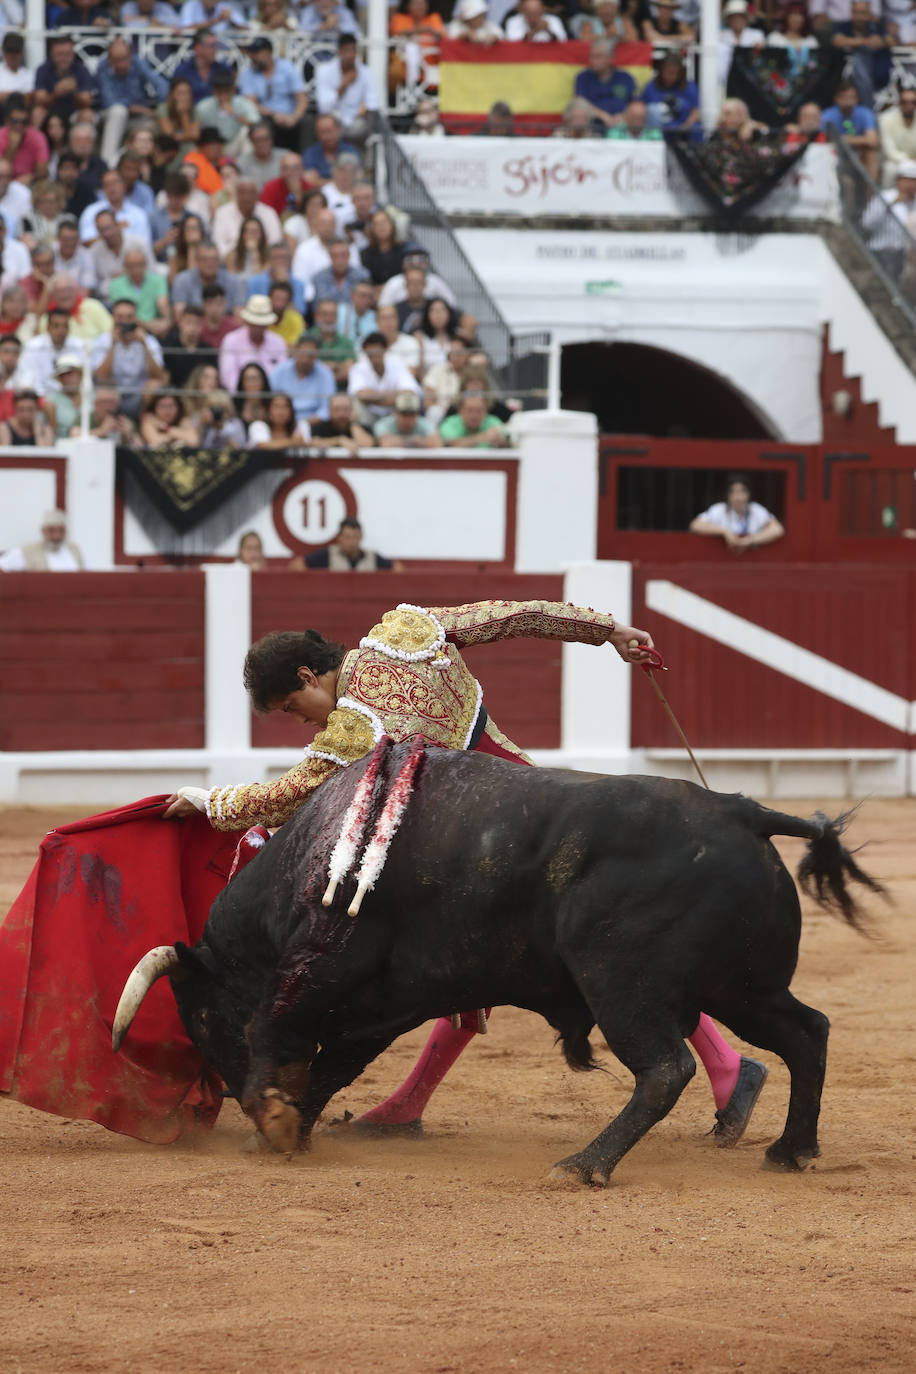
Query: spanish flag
439 39 654 126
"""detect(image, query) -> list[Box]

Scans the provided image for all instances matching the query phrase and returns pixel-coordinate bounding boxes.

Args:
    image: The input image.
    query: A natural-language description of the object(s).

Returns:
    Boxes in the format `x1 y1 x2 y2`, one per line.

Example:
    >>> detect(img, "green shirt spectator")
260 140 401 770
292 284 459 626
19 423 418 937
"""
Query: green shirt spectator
606 102 663 140
439 395 508 449
109 267 170 322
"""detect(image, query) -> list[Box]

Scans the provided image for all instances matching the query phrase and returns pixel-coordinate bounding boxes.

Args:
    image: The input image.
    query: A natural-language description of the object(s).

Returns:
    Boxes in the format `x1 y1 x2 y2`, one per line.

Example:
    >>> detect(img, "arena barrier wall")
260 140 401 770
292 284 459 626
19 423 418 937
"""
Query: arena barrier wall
1 559 913 804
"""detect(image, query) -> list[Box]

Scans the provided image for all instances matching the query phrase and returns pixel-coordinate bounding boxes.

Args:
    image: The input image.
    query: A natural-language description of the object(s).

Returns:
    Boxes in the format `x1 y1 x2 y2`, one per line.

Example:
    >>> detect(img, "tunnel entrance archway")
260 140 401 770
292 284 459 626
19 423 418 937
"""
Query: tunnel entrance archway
560 342 778 440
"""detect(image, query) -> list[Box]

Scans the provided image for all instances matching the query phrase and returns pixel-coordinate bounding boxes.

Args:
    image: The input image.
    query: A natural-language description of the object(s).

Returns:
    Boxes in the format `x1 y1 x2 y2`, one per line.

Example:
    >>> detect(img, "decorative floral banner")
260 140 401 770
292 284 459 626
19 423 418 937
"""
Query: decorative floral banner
665 132 814 218
727 46 845 126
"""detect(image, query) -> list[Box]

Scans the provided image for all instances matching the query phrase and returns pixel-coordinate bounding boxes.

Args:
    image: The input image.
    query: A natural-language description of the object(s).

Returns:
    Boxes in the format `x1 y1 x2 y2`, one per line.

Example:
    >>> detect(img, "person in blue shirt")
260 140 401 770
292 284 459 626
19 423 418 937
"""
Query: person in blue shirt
239 37 309 150
173 30 233 103
34 35 97 130
96 37 169 169
248 242 308 315
179 0 247 31
303 112 359 182
821 79 880 181
120 0 182 27
269 334 337 422
573 38 636 129
640 52 700 133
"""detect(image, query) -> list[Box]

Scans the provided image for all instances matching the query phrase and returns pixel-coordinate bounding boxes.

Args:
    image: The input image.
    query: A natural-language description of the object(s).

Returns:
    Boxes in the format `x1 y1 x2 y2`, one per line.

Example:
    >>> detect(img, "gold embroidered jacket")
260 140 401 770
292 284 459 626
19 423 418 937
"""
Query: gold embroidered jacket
207 599 616 830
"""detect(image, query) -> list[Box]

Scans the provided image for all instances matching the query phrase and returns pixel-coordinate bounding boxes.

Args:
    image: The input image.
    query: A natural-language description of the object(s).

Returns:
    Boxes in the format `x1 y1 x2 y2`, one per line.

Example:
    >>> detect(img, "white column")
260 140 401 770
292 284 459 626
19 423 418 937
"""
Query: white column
203 563 252 753
25 0 44 73
58 438 116 570
509 408 598 573
558 561 633 769
699 0 721 133
367 0 389 118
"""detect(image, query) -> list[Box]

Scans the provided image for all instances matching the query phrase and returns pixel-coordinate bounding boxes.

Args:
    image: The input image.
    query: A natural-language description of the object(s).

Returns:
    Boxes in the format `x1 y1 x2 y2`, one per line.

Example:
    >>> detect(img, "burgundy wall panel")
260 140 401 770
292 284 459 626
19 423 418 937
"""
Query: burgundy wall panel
0 573 205 751
631 564 913 749
250 572 565 751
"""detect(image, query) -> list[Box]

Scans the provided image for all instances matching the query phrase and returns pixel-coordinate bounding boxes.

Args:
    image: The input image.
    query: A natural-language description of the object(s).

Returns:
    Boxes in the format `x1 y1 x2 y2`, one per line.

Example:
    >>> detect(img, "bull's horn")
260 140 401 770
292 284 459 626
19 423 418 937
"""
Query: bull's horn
111 945 180 1052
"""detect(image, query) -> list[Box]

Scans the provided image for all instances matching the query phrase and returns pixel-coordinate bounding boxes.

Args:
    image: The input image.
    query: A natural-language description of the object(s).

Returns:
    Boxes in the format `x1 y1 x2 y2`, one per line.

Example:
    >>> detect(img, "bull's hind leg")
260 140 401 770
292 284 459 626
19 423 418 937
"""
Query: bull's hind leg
719 990 829 1170
551 1020 696 1187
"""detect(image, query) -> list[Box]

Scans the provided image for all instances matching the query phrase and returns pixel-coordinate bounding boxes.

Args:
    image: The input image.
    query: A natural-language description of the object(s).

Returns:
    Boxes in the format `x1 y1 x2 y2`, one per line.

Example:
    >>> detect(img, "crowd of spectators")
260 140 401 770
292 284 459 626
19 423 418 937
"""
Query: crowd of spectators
0 17 529 451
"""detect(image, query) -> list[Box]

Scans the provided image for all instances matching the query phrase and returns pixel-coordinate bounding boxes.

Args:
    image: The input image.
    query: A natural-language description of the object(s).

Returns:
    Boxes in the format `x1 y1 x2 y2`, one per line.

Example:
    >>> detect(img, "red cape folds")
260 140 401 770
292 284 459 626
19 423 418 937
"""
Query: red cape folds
0 797 239 1145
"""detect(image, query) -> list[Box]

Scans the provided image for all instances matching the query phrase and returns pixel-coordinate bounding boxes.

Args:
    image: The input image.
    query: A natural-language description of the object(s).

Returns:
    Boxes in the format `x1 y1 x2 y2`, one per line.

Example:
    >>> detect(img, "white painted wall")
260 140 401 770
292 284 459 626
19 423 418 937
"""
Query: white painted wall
456 228 916 445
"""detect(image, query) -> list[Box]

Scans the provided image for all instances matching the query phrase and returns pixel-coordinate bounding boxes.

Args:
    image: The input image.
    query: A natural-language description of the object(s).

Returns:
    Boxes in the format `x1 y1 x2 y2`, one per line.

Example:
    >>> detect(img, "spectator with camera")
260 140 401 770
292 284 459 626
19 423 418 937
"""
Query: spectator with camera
91 297 169 418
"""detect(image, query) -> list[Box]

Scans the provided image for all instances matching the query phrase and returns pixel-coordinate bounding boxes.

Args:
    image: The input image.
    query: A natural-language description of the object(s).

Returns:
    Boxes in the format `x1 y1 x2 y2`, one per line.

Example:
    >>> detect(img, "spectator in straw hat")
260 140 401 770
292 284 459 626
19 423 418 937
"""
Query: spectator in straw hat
218 293 288 391
0 505 83 571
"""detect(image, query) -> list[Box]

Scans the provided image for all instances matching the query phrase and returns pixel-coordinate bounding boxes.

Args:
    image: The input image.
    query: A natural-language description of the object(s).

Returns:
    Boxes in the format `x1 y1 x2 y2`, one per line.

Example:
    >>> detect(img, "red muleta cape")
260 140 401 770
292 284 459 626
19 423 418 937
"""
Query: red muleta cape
0 797 238 1144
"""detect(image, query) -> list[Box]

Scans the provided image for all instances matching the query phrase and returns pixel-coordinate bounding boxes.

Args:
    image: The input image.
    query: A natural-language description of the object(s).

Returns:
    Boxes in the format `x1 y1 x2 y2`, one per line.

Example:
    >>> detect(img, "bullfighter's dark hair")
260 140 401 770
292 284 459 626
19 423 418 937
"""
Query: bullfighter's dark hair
243 629 347 714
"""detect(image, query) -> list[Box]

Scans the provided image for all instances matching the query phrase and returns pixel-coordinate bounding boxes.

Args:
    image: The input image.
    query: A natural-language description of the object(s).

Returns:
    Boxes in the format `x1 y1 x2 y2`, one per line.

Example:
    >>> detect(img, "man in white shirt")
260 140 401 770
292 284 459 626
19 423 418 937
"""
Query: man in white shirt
347 329 421 423
323 152 360 236
0 509 85 573
880 87 916 185
314 33 380 145
505 0 567 40
79 168 153 246
0 214 31 292
375 302 422 376
0 33 35 98
718 0 766 86
807 0 852 20
292 207 358 290
54 216 97 292
0 155 31 236
211 177 283 260
378 253 456 309
17 307 89 394
88 211 153 306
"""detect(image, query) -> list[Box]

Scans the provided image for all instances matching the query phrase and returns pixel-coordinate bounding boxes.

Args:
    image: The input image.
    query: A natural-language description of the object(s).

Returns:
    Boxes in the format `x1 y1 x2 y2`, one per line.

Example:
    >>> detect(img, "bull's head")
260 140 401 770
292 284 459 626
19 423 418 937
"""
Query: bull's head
112 942 252 1101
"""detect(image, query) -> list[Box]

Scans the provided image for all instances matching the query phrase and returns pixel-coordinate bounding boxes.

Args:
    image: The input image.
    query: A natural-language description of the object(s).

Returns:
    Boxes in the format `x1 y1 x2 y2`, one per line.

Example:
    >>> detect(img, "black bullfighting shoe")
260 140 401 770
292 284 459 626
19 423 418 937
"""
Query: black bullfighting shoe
713 1056 768 1147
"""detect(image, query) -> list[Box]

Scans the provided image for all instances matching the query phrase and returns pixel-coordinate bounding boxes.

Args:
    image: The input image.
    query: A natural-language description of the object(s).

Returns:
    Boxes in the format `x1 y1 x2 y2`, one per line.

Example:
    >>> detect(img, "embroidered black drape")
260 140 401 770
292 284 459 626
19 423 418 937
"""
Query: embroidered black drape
666 131 814 217
726 46 845 126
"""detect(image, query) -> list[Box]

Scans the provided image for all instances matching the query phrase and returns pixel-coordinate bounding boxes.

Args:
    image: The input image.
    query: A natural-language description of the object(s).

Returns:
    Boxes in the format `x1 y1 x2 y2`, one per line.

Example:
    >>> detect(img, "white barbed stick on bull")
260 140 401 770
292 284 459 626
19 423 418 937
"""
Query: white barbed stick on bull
348 736 427 918
323 736 391 908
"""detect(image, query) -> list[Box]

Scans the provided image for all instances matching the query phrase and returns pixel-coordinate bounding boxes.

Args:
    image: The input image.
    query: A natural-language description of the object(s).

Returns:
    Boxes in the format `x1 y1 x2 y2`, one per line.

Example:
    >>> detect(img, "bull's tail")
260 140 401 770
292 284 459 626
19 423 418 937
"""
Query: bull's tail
748 802 886 934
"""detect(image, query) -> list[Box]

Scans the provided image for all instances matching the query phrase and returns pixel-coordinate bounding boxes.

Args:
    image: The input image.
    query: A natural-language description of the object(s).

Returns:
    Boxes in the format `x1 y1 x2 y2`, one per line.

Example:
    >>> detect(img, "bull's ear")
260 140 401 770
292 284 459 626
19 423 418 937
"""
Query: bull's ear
174 941 219 981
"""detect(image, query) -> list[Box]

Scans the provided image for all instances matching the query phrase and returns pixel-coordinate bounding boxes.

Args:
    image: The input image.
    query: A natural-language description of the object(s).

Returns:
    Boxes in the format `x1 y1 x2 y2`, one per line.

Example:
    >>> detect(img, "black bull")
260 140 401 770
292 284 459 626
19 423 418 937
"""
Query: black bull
114 745 882 1185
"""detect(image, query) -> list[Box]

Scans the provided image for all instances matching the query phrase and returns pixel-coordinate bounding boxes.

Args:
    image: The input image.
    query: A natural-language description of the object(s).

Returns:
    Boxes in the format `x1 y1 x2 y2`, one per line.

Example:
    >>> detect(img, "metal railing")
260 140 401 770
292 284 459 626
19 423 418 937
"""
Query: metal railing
24 24 441 117
831 131 916 328
378 115 515 368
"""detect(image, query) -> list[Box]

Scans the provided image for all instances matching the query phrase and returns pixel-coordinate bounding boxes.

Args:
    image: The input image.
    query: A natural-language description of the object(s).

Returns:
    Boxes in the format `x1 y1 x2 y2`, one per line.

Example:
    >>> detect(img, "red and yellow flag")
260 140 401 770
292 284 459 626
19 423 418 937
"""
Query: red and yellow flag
438 39 654 126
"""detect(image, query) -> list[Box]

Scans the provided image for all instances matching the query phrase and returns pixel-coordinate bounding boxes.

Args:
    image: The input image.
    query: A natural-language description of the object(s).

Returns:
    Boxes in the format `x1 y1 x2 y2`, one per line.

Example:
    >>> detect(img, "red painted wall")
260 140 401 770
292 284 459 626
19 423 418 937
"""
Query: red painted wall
631 564 914 748
250 572 565 751
0 572 205 752
599 439 916 564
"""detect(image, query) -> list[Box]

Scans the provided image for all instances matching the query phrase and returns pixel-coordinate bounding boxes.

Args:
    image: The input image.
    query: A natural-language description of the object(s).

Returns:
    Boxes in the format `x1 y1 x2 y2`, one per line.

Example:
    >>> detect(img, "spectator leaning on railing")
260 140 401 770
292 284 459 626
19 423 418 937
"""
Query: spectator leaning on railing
607 99 663 140
314 32 380 147
717 1 766 87
505 0 567 41
239 37 309 151
821 79 880 182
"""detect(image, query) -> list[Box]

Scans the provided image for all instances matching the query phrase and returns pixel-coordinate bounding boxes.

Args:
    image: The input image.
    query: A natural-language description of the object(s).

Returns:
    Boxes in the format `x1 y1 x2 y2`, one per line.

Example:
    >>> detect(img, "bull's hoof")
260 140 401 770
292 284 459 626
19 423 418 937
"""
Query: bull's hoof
256 1088 303 1154
548 1154 610 1188
762 1140 814 1172
713 1057 768 1148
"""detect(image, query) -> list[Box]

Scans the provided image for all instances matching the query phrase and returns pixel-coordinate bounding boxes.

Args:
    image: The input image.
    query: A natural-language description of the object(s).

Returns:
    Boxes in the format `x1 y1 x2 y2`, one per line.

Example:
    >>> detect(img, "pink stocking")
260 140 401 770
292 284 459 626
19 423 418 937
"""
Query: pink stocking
358 1012 487 1126
689 1013 741 1110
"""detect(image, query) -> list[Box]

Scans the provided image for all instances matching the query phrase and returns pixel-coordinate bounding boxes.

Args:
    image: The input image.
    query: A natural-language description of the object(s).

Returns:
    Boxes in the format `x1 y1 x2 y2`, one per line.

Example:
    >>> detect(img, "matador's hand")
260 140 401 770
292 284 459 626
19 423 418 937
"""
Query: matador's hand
608 624 655 665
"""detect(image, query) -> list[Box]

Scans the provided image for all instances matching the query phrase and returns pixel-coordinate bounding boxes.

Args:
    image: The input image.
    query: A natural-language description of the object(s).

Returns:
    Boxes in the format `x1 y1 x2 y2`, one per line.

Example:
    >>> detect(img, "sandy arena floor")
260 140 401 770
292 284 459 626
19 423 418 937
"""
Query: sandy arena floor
0 800 914 1374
